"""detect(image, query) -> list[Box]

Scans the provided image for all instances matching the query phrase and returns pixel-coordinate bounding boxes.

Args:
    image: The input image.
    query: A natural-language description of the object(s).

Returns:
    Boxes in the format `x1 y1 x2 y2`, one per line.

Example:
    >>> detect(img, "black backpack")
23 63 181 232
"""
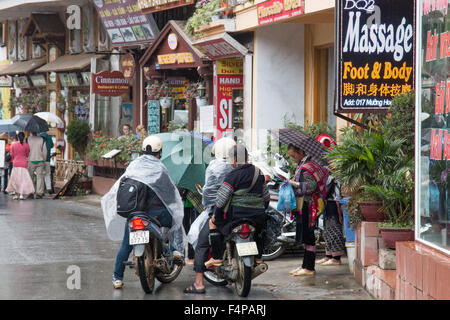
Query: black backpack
116 178 150 218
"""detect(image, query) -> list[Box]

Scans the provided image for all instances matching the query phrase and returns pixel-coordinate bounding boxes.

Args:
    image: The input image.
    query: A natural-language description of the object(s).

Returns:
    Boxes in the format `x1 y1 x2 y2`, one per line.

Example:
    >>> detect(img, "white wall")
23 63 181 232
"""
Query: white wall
253 24 305 150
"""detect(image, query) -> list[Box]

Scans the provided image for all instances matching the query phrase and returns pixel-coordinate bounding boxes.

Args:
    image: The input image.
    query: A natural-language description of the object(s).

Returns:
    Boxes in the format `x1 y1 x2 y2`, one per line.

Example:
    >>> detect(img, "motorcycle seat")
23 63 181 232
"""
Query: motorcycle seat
128 211 162 228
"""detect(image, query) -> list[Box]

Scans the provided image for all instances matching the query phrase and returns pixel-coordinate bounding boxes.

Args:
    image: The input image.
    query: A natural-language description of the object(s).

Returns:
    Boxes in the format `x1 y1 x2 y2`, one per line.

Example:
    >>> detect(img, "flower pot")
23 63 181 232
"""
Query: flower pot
196 97 207 106
159 97 173 108
359 201 385 222
379 228 414 249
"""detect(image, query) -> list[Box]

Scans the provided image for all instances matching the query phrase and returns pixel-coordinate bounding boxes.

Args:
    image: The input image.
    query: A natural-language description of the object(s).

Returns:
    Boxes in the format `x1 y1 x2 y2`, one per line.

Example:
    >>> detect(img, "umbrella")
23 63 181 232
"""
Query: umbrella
34 112 64 127
272 128 328 166
11 113 49 133
0 119 21 133
154 132 213 192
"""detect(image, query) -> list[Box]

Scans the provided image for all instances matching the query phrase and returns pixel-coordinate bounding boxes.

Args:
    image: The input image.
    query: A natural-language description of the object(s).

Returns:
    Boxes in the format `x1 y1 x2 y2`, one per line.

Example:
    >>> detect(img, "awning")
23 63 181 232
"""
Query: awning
0 58 46 76
193 33 249 60
35 53 105 73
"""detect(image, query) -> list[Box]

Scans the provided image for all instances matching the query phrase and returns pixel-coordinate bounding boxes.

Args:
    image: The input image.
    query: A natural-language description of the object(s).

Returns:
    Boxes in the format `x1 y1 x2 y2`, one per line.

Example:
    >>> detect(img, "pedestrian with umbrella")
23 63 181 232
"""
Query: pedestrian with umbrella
273 128 329 276
6 132 35 200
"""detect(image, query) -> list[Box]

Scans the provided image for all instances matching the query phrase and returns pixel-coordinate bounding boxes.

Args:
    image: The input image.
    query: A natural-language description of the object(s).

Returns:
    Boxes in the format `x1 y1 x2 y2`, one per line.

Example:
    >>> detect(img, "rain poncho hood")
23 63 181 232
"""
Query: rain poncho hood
101 155 186 253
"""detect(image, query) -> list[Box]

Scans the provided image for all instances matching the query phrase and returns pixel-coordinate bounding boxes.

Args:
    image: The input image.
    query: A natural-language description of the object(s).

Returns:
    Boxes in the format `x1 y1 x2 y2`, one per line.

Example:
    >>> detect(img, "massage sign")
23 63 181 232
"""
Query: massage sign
91 71 130 96
335 0 415 113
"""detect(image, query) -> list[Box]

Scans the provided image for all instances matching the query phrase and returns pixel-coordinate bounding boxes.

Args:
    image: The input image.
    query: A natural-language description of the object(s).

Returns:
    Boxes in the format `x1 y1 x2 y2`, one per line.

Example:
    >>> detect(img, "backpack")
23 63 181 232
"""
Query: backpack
116 178 150 218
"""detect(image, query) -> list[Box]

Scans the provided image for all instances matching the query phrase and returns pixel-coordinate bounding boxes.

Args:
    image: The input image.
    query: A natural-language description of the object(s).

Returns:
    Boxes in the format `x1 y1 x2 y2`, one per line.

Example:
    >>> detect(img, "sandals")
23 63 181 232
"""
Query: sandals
204 258 223 268
184 284 205 294
292 269 315 276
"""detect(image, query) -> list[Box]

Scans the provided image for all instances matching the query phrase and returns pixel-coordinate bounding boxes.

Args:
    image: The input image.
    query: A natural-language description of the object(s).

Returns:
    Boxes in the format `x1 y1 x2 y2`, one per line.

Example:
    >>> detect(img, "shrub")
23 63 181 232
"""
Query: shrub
66 119 91 159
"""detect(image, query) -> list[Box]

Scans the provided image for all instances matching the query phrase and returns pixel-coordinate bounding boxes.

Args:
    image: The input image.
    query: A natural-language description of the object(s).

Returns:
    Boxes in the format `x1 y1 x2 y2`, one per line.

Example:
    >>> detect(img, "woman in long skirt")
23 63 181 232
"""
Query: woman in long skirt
6 132 35 200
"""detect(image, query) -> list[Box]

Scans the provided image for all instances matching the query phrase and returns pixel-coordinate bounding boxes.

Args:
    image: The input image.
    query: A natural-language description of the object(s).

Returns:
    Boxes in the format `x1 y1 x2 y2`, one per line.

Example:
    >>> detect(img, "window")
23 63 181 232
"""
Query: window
416 1 450 254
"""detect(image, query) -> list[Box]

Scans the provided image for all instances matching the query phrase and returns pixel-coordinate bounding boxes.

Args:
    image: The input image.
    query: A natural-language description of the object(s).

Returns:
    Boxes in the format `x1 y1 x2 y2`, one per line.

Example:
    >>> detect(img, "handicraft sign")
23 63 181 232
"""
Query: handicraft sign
335 0 415 113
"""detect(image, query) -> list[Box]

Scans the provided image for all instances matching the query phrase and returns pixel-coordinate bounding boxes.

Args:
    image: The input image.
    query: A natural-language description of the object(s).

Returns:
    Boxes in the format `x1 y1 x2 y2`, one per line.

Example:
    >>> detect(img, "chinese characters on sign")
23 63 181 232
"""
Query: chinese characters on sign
93 0 157 46
121 53 136 79
335 0 415 113
257 0 304 25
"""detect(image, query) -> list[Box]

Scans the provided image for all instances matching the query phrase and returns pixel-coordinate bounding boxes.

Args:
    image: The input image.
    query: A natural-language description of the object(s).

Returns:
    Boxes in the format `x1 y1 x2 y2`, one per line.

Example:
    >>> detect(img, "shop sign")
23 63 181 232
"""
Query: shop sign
29 74 46 87
93 0 157 46
91 70 130 96
157 52 194 65
13 76 31 88
121 53 136 79
215 59 243 136
335 0 415 113
416 0 450 254
138 0 195 14
58 73 80 87
147 99 160 134
257 0 304 25
0 76 12 87
168 33 178 50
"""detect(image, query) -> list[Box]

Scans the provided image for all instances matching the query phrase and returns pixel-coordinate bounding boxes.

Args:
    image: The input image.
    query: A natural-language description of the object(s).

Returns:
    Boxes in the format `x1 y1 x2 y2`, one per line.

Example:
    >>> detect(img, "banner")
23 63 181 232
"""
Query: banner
335 0 415 113
257 0 304 25
147 100 160 134
93 0 158 46
91 71 130 96
215 59 244 137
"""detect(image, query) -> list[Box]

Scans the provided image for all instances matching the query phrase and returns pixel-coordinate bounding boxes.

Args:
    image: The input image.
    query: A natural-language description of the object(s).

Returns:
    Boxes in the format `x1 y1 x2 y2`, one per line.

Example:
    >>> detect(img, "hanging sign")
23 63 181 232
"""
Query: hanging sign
93 0 158 46
257 0 304 25
147 99 160 134
335 0 415 113
138 0 195 14
121 53 136 79
215 59 243 138
91 71 130 96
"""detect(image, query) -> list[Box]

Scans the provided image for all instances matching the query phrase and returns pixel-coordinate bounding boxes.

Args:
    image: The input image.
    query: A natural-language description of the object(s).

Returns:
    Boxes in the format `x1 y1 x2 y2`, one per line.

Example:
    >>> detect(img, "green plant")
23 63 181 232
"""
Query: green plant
168 119 187 132
146 81 161 100
282 114 336 140
87 132 143 165
66 119 91 159
159 81 174 98
185 0 223 36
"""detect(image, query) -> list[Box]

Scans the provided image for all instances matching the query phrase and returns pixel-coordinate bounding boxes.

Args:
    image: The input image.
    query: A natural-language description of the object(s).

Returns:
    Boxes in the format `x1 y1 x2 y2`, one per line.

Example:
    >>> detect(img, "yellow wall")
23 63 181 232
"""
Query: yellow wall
0 60 10 119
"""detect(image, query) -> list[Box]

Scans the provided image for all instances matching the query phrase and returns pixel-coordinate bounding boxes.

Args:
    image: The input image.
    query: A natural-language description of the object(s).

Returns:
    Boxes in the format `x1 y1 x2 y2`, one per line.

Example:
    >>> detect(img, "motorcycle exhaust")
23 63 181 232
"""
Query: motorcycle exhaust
251 263 268 280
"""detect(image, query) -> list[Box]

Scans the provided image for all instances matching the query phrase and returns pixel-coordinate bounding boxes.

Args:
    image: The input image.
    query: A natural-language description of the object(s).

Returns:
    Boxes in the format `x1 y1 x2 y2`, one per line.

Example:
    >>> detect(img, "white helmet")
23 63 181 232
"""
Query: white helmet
142 135 163 153
212 137 236 159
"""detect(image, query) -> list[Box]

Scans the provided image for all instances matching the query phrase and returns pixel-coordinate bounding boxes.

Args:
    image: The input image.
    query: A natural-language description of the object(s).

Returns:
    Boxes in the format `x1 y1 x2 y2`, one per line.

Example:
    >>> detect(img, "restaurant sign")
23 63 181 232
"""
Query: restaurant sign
335 0 415 113
91 71 130 96
138 0 194 14
257 0 304 25
93 0 158 46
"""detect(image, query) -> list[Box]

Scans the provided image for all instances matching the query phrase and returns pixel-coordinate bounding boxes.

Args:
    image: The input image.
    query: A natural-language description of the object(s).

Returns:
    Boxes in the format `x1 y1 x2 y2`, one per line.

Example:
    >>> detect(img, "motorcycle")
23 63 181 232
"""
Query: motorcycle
128 212 184 293
203 218 269 297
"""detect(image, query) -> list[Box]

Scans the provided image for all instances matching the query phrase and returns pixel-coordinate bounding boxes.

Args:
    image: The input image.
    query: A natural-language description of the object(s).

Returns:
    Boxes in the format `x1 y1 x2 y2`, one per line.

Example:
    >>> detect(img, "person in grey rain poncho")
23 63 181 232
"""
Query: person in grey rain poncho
184 137 235 294
101 135 186 289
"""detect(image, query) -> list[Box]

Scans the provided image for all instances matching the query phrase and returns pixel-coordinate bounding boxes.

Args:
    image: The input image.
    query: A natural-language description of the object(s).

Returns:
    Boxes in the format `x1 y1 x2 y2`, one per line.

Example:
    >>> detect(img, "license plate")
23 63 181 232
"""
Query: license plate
236 242 258 256
129 230 150 245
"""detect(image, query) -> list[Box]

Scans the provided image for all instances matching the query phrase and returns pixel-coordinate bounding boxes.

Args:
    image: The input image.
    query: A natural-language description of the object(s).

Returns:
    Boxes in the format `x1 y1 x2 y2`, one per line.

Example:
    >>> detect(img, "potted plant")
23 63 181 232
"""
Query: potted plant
66 119 91 160
185 0 223 35
158 82 174 108
145 81 162 101
365 158 415 249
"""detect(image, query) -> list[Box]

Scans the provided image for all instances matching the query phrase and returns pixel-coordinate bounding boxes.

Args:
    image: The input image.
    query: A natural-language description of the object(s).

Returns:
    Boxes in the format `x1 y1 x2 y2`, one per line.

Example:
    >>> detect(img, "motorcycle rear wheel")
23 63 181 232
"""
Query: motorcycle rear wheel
135 244 155 294
156 263 183 283
204 268 228 287
235 248 252 297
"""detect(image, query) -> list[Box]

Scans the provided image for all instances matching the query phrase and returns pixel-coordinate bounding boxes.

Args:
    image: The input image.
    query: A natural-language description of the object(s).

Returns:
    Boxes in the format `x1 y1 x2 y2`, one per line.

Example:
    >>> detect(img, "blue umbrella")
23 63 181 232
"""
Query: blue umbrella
187 132 214 146
0 119 21 133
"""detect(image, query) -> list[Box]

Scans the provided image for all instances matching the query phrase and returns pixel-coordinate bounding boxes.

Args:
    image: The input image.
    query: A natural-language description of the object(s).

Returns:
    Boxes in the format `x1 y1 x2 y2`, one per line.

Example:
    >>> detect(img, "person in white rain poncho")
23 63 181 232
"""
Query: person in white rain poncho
184 137 235 294
101 135 186 289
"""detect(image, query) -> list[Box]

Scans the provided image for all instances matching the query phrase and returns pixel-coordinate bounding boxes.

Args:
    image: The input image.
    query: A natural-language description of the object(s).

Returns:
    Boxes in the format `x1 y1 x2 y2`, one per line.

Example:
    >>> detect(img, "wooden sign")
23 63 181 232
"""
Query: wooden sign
121 53 136 79
91 71 130 96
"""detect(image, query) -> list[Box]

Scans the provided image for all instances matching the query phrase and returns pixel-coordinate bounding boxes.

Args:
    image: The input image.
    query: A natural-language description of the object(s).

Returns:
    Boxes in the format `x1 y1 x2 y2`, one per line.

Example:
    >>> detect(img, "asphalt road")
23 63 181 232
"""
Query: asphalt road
0 194 371 300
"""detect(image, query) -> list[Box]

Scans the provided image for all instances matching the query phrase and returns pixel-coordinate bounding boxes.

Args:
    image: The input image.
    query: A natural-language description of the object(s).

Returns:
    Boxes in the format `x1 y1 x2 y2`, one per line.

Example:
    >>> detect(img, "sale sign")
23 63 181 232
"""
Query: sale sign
215 59 243 138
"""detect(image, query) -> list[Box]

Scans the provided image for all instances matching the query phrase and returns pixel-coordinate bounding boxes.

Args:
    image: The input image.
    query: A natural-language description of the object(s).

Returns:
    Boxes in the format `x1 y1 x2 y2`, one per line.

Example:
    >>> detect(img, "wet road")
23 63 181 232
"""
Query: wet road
0 194 371 300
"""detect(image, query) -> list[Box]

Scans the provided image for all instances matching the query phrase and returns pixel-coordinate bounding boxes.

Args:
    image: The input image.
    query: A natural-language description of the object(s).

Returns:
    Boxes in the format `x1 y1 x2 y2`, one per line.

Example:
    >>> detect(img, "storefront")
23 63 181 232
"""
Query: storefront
139 20 213 134
411 0 450 300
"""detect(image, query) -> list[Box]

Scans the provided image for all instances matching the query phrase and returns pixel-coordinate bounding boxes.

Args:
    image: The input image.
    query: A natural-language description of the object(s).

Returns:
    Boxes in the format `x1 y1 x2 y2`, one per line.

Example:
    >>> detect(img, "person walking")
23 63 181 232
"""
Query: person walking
315 135 346 266
27 131 47 199
6 132 35 200
39 132 54 194
287 143 329 276
0 133 11 193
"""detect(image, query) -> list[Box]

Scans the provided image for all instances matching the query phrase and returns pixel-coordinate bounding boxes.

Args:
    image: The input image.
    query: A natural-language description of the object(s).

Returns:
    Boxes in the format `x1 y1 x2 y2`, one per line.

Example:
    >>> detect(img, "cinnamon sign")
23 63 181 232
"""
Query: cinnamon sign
91 71 130 96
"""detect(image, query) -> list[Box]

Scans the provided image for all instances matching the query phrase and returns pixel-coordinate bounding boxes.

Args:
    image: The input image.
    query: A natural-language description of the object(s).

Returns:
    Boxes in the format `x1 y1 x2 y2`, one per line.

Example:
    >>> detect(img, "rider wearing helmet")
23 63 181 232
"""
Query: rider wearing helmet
111 135 185 289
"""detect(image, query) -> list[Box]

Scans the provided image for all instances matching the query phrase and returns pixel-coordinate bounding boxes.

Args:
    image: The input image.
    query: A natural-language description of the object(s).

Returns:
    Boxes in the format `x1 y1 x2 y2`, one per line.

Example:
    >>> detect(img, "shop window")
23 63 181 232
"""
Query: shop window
17 19 28 61
95 95 112 136
8 21 17 61
417 6 450 254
